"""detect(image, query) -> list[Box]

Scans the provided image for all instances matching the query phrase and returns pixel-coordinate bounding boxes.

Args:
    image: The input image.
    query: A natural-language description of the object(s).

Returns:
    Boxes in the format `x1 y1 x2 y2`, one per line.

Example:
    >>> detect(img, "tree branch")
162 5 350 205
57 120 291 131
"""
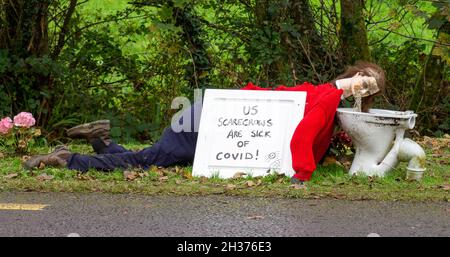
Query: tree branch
127 1 164 7
51 0 77 59
65 14 149 43
380 28 450 46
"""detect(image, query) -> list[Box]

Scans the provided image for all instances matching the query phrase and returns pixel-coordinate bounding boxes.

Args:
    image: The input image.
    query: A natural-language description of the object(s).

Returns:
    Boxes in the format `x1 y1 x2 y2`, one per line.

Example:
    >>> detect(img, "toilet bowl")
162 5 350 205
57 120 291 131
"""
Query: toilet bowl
336 108 426 178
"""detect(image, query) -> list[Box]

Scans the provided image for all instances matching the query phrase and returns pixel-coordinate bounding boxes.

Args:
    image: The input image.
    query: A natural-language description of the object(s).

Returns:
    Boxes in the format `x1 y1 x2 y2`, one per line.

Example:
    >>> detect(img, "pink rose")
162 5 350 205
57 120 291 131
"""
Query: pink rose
13 112 36 128
0 117 13 135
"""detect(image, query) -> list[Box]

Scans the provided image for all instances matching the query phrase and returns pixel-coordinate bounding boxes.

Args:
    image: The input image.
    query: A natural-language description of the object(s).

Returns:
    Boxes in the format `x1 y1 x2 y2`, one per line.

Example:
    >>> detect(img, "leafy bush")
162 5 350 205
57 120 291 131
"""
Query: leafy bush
0 0 448 144
372 39 427 110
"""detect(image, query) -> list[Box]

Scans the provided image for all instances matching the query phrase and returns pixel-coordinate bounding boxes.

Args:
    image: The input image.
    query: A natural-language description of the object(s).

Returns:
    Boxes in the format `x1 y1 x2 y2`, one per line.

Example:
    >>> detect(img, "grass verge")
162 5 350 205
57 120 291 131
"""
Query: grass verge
0 137 448 202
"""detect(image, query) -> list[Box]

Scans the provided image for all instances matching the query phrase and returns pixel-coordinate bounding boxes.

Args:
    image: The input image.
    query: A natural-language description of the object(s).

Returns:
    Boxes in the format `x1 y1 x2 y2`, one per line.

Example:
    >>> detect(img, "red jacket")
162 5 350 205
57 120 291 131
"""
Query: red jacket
242 82 343 181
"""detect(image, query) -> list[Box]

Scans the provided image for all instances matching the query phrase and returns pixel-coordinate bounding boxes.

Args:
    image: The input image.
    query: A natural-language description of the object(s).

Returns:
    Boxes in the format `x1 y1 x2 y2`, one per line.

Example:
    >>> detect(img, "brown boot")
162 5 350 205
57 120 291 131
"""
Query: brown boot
23 145 72 170
66 120 111 145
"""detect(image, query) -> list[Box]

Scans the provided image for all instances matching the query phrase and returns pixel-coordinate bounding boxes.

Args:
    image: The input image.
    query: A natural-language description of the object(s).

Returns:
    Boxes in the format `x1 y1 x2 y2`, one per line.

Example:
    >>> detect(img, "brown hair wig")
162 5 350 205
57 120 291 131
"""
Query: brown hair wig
333 61 386 112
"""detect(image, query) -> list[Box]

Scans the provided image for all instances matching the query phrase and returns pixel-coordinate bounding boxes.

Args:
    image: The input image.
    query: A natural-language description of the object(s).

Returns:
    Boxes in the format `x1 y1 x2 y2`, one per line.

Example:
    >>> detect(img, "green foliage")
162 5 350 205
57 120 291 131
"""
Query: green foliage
372 39 427 110
0 0 448 144
368 0 449 135
426 1 450 30
435 93 450 137
0 54 59 119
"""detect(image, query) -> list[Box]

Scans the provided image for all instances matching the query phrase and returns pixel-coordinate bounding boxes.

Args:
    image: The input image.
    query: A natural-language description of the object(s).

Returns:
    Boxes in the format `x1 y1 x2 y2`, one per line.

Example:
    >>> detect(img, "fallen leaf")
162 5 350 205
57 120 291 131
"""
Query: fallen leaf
322 156 343 167
233 172 247 179
183 172 193 179
37 173 54 181
225 184 236 190
76 173 96 181
290 184 307 190
199 176 208 183
342 161 352 170
4 173 18 179
38 162 46 170
123 170 138 181
256 180 262 186
150 166 165 176
175 179 182 185
333 194 346 200
159 176 169 182
247 215 264 220
164 168 175 175
138 172 149 178
440 184 450 191
422 136 434 148
155 170 164 176
245 181 256 187
0 152 4 158
420 136 450 154
158 167 171 176
21 155 30 162
439 159 450 165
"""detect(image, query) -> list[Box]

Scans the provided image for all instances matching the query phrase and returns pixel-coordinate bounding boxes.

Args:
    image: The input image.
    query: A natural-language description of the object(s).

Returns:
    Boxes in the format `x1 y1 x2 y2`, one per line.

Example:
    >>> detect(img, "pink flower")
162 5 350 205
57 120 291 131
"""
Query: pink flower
13 112 36 128
0 117 13 135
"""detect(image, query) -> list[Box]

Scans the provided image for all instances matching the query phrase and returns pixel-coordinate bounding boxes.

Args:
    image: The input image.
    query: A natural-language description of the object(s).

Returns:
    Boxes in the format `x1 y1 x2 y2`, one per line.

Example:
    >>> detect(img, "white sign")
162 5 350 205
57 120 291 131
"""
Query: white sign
192 89 306 179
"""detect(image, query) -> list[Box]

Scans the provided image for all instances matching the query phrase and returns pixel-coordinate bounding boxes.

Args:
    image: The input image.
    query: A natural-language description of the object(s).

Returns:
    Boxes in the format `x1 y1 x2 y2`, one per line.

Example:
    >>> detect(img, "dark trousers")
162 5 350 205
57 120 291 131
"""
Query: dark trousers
67 101 201 172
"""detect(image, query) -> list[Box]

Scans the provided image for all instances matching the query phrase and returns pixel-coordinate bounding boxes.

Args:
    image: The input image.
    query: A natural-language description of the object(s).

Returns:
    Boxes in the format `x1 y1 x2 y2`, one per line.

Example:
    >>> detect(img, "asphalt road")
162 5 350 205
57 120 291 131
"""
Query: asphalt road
0 192 448 237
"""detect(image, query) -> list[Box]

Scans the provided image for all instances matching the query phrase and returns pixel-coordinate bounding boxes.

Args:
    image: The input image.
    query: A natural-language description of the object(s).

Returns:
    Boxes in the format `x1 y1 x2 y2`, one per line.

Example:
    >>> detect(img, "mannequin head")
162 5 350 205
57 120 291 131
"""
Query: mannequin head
334 61 386 112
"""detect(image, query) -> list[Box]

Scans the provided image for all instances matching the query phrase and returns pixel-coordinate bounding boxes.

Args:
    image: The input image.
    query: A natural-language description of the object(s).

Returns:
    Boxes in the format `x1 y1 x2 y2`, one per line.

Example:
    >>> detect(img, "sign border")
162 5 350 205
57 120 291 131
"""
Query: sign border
192 89 306 179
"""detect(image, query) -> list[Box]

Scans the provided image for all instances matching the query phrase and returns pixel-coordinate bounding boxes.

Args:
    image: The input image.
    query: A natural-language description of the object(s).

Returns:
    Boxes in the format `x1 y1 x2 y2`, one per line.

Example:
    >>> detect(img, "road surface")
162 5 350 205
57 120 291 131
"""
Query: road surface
0 192 448 237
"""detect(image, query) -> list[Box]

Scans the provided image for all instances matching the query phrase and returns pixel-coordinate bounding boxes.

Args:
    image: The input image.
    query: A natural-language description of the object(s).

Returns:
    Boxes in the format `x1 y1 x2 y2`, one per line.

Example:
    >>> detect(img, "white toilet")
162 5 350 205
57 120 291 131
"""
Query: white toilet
336 108 426 179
